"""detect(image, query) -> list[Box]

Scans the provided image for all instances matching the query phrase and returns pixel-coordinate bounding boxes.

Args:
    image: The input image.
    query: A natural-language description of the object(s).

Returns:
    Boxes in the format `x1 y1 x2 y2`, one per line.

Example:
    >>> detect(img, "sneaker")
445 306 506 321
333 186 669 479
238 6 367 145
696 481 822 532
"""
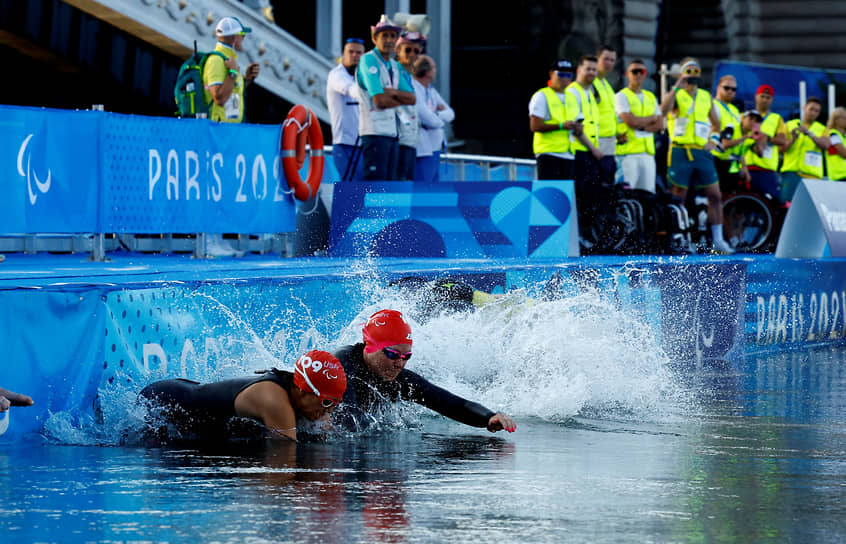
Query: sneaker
711 238 736 255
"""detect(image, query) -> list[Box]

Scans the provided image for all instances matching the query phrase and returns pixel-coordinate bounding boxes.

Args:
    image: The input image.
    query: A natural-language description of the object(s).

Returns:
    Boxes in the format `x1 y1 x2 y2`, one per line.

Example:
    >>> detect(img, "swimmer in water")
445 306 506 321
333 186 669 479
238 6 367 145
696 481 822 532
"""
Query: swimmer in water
0 387 33 412
332 309 517 433
138 350 346 443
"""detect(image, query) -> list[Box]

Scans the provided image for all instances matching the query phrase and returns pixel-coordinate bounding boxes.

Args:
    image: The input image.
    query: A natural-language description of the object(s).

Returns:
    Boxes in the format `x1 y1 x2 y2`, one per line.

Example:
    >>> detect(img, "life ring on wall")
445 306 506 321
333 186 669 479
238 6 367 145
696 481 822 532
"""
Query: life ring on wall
281 105 324 201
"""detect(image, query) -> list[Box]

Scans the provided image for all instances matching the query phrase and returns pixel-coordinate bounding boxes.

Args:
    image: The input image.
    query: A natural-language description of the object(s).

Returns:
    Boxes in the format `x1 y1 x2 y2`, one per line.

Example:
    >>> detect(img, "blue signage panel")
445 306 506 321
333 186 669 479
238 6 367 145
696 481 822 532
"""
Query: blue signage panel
328 180 577 258
0 106 100 232
0 105 297 235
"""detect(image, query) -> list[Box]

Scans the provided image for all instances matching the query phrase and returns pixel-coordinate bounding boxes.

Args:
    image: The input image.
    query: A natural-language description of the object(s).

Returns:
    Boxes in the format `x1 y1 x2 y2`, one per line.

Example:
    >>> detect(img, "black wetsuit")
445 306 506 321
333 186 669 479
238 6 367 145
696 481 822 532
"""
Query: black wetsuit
332 343 495 431
138 370 294 441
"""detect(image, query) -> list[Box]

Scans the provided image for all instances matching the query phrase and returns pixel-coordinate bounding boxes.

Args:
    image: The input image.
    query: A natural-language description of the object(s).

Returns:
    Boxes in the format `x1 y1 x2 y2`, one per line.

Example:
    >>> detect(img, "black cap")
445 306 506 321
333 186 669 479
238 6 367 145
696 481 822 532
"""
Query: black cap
550 59 574 72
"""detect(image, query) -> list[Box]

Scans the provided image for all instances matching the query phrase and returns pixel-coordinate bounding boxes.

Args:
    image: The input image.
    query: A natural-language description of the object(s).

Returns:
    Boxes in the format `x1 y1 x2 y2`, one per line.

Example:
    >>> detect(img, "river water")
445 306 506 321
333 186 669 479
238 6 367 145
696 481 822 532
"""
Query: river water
3 287 846 542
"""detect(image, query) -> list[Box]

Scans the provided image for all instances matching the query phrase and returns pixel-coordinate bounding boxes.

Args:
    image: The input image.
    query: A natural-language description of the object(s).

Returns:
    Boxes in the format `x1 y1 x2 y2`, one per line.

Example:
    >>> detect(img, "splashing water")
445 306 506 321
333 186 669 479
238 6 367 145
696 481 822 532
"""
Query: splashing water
42 274 691 445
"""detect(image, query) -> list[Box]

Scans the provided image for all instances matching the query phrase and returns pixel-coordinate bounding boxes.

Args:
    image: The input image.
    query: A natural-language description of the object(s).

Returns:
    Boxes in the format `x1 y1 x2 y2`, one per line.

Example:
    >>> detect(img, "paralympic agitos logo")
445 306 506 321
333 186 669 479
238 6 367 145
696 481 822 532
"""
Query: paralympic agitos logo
17 134 52 204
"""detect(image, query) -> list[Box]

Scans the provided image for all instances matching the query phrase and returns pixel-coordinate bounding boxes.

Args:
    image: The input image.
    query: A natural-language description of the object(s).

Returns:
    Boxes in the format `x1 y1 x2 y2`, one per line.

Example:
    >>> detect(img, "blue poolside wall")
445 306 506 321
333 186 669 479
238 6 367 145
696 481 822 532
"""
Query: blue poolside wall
2 253 846 441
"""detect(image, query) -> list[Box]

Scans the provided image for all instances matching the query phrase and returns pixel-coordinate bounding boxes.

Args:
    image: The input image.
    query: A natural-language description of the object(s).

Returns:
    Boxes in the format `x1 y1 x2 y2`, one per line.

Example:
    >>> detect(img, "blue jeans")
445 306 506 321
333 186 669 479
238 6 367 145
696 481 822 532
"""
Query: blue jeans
361 135 399 181
397 145 416 181
415 152 441 182
332 143 363 181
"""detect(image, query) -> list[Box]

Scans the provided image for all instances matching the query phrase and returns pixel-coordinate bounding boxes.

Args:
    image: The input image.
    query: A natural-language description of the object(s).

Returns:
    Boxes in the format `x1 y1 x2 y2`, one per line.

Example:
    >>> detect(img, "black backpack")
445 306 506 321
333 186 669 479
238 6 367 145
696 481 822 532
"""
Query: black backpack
174 41 226 117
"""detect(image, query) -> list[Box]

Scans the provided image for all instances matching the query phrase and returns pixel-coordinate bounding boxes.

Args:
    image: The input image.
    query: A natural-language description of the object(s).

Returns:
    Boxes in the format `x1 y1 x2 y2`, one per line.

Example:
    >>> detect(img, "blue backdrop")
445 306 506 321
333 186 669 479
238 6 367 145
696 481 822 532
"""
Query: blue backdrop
328 180 577 258
0 105 297 234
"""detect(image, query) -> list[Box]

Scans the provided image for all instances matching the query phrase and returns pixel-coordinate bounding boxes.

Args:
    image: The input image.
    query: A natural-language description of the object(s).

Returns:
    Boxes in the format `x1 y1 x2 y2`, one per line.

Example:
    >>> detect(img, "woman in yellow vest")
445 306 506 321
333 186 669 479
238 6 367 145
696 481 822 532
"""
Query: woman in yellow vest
659 58 733 254
615 59 664 193
825 107 846 181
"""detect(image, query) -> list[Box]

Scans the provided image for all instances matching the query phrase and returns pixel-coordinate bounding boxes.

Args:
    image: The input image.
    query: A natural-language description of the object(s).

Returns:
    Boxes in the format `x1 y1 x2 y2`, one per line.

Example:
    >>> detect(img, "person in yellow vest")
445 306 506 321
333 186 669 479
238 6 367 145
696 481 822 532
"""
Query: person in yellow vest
659 58 734 254
825 107 846 182
744 84 788 200
594 45 620 187
615 59 664 192
712 75 748 194
529 59 586 180
566 55 605 251
781 97 829 200
202 17 260 124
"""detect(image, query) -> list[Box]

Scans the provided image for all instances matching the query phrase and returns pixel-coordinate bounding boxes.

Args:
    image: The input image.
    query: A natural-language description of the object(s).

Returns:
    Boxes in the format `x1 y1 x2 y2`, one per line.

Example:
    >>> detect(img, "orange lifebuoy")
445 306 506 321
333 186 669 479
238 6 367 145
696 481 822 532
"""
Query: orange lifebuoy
281 105 324 201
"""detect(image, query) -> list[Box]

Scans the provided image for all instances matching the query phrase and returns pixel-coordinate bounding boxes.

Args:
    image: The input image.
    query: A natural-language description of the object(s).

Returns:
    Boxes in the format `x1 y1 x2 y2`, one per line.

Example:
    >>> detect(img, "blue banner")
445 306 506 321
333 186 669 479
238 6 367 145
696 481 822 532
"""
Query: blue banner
0 105 297 234
328 180 577 258
0 106 100 232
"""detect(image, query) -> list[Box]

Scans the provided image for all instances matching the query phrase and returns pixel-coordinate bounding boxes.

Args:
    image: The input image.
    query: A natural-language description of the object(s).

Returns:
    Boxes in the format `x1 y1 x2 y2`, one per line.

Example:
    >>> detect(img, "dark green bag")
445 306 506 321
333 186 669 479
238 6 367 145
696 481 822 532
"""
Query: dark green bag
174 42 226 117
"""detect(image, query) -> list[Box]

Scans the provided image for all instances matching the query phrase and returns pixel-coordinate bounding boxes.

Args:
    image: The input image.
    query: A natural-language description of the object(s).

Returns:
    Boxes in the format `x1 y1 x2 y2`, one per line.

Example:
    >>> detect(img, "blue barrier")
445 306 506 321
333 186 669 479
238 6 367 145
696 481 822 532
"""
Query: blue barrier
328 180 578 258
5 254 846 441
0 105 297 234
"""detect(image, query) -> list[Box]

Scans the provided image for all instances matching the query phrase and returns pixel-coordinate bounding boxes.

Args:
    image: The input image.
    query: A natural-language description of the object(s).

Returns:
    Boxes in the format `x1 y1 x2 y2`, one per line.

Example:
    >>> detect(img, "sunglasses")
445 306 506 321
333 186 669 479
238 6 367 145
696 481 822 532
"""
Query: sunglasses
383 347 413 361
556 71 574 79
683 67 701 76
722 85 737 92
630 68 646 75
346 37 364 44
402 46 421 54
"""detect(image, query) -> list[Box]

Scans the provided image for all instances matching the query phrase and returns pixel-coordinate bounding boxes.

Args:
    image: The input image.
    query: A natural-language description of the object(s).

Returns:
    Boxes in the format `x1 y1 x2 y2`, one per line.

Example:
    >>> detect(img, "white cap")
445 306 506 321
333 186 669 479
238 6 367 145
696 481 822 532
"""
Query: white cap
215 17 252 38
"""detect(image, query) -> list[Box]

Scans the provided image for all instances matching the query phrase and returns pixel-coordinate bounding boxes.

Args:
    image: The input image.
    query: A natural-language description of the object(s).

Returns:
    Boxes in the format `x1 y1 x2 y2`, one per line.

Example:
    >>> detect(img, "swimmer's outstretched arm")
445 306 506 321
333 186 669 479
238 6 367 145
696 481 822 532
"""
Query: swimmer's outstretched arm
0 388 33 412
487 413 517 433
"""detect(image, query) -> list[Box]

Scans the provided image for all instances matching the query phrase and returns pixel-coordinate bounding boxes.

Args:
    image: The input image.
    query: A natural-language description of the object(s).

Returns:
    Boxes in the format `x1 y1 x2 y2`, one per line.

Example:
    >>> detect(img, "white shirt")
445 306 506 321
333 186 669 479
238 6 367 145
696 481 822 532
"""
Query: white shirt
326 62 360 145
413 78 455 157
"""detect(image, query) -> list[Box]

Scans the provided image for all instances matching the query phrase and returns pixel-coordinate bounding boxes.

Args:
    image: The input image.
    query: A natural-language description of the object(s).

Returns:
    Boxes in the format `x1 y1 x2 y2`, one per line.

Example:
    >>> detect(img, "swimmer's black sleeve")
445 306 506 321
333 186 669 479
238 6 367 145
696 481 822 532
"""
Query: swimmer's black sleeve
397 370 496 428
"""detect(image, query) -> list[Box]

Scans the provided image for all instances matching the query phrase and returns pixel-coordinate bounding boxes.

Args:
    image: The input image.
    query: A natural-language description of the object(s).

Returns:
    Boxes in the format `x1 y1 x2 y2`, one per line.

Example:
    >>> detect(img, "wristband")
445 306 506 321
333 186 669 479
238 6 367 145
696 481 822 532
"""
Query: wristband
228 69 239 79
559 122 563 130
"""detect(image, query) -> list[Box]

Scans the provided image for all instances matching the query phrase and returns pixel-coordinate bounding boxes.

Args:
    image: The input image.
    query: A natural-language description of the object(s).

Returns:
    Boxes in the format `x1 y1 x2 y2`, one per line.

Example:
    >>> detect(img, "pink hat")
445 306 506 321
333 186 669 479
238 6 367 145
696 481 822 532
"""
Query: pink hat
371 15 403 35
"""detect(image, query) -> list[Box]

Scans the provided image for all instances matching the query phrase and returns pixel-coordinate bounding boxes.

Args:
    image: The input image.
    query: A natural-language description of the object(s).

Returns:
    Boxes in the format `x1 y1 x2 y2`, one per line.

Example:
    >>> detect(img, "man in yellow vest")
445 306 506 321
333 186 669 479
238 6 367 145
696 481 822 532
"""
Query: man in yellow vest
203 17 260 124
529 59 586 180
594 45 619 187
615 59 663 192
744 84 787 200
712 75 748 194
566 55 605 251
660 58 733 254
781 97 828 201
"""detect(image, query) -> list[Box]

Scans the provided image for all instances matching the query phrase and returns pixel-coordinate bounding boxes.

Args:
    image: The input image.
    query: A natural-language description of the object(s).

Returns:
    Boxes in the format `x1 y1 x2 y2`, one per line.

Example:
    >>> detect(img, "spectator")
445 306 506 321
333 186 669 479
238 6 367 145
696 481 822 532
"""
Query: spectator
594 46 620 187
742 84 788 201
825 107 846 181
566 55 605 251
413 55 455 182
356 15 416 181
711 75 747 194
529 59 585 180
781 97 828 200
0 387 33 412
396 31 426 181
327 38 365 181
202 17 260 124
615 59 663 192
332 309 516 433
659 57 733 254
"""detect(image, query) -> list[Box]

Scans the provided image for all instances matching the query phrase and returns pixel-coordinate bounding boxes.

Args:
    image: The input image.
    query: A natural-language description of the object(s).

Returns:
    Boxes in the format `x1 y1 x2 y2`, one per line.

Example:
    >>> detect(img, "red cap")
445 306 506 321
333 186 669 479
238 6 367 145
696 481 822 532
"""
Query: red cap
362 309 413 354
756 84 774 96
293 350 347 402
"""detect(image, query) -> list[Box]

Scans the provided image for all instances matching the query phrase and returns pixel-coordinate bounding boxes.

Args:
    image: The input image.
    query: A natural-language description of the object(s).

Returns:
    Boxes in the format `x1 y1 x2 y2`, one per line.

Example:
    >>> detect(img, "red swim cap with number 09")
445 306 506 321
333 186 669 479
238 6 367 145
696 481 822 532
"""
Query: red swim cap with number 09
293 350 347 402
362 309 413 353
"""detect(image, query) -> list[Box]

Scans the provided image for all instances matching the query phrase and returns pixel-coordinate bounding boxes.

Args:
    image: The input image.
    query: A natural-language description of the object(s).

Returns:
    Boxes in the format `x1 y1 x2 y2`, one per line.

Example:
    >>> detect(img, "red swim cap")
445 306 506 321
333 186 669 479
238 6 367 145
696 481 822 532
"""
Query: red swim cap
362 309 413 353
293 350 347 402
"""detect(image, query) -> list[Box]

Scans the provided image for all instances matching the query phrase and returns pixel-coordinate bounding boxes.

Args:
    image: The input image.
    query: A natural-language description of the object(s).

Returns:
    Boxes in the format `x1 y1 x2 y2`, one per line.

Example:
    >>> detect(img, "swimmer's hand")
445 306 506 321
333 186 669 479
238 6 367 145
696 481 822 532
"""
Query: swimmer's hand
0 389 33 412
487 413 516 433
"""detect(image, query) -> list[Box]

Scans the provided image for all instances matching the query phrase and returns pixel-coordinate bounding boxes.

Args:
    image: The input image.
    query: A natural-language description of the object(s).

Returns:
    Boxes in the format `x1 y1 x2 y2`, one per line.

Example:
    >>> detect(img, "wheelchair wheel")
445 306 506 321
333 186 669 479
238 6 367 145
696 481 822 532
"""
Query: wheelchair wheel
722 192 775 252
